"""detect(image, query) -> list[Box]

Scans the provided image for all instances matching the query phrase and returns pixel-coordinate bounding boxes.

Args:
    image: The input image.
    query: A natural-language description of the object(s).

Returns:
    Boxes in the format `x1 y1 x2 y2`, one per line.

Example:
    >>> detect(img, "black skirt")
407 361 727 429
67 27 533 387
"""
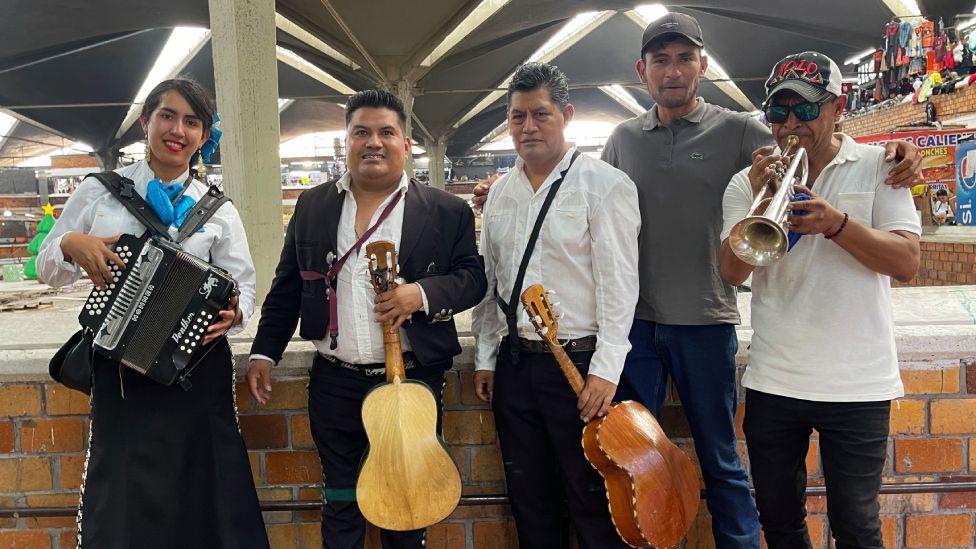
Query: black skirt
79 338 269 549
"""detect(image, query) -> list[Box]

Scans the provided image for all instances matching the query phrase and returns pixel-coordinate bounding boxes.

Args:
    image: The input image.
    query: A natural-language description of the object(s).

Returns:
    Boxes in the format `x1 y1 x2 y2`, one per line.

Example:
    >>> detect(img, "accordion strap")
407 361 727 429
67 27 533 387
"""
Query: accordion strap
88 171 170 239
176 184 229 243
88 171 230 244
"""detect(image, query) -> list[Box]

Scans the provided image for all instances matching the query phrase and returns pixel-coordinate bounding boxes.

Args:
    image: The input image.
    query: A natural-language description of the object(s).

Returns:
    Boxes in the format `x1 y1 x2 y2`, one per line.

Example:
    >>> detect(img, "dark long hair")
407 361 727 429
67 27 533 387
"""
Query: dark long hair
141 76 216 134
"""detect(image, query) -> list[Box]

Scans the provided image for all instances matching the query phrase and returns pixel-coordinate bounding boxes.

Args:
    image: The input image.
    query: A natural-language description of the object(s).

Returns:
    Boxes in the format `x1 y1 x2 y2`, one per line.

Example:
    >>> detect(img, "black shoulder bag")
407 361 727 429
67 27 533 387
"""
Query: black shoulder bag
49 171 229 394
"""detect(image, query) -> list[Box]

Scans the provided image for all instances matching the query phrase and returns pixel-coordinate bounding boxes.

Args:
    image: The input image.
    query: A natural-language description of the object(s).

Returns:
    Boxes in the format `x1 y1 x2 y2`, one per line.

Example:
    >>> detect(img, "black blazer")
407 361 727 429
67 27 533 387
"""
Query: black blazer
250 179 487 368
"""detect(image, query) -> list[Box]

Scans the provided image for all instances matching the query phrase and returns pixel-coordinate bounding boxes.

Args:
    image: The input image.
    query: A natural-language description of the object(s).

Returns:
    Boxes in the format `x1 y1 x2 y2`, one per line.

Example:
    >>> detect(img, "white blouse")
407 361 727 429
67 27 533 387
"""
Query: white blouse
36 160 257 334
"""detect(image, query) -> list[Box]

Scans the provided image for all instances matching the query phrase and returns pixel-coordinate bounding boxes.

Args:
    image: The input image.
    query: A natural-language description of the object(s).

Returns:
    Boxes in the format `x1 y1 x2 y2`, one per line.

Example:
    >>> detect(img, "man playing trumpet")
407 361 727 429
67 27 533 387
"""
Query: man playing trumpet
719 51 921 549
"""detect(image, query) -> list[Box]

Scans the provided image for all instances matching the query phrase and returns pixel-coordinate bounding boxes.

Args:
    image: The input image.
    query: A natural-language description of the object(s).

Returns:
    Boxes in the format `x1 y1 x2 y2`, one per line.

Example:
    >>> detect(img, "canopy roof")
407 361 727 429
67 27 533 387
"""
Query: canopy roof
2 0 973 163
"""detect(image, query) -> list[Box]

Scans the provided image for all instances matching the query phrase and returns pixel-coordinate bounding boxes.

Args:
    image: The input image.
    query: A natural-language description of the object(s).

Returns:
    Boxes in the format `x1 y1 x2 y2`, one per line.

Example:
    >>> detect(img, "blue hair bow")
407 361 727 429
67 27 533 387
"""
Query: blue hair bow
190 113 223 167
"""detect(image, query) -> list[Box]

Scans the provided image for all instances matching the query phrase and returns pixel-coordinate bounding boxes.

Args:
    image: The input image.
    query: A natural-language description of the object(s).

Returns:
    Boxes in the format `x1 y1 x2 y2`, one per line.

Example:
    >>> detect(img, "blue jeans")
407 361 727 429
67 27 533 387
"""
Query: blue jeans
615 320 760 549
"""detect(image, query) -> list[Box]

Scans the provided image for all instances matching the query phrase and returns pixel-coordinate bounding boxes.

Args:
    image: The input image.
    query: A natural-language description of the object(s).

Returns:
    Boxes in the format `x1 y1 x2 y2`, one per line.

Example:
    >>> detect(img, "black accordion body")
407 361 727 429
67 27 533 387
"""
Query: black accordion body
79 233 238 385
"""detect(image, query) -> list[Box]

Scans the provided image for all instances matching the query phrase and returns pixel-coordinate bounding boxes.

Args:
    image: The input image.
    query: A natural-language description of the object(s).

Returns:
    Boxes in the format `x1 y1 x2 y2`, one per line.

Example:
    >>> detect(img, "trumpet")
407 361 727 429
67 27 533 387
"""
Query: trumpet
728 135 809 266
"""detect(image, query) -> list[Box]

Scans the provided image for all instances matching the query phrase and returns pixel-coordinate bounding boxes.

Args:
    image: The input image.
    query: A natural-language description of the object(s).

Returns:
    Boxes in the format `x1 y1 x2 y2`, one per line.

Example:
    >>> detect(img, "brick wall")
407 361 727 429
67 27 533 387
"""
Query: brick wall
840 84 976 138
4 352 976 547
49 156 98 170
896 241 976 287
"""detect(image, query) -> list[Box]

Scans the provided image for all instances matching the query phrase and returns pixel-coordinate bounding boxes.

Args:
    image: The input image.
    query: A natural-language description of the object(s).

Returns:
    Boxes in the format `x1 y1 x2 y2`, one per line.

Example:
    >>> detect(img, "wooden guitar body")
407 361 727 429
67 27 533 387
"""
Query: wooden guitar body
355 240 462 531
357 377 462 531
582 401 700 548
519 283 700 548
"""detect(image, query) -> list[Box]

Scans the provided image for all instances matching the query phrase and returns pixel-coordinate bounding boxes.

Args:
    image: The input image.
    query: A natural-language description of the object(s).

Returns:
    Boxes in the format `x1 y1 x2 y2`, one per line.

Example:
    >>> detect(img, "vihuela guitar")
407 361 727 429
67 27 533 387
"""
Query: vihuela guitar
356 240 462 531
520 283 700 548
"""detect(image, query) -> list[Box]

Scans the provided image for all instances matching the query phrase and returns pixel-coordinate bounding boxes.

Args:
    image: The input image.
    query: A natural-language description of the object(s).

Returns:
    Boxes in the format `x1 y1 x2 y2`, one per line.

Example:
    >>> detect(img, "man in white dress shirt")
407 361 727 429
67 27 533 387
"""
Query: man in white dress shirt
472 62 640 548
248 90 486 549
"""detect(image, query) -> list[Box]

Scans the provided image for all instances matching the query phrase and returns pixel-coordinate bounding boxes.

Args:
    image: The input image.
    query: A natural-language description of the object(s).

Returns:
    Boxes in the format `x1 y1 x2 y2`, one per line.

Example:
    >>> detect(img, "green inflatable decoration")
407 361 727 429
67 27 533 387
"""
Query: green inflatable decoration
23 204 56 280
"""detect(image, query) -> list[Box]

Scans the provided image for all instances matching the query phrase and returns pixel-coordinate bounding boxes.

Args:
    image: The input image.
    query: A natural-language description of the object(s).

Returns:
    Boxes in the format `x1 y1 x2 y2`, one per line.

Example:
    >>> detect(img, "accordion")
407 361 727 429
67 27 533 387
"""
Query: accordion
79 233 238 386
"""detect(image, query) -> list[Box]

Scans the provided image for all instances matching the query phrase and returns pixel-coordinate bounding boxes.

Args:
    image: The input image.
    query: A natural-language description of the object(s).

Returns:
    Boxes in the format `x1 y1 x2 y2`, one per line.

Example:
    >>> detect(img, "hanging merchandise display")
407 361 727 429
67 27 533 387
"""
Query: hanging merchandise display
849 16 974 116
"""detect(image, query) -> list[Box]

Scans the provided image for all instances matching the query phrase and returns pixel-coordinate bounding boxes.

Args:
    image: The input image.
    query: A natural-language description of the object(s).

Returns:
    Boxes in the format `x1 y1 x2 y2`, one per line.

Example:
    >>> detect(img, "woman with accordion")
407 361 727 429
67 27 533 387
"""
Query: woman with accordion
37 77 269 548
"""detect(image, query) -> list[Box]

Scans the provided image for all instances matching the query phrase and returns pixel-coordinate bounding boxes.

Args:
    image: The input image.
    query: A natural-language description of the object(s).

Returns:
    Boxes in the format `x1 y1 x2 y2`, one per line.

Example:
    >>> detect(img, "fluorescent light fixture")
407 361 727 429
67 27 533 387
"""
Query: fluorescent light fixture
276 46 356 95
275 13 358 69
453 11 613 128
845 48 876 66
881 0 921 17
529 11 604 62
631 4 668 26
959 17 976 32
421 0 510 67
0 112 16 138
116 28 210 139
599 85 645 116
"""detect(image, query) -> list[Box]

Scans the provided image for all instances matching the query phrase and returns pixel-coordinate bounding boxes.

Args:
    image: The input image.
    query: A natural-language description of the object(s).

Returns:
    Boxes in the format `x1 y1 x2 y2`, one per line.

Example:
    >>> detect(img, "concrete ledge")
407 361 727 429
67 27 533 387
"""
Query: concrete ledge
1 285 974 380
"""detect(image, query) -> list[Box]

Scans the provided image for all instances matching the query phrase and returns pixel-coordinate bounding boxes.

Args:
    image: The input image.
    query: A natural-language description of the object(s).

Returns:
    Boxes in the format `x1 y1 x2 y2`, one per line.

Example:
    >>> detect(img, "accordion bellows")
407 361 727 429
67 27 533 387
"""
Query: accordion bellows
79 233 237 386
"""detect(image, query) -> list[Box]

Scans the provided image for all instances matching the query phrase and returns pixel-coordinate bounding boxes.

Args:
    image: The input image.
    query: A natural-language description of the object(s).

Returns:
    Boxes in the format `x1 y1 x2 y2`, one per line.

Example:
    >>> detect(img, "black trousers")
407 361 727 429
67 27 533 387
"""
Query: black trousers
308 353 447 549
492 342 629 549
744 389 891 549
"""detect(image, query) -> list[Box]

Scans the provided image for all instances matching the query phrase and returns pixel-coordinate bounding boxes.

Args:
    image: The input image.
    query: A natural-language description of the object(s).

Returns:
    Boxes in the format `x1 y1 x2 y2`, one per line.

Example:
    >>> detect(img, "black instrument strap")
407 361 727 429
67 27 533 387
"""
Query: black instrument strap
89 171 230 244
495 149 581 365
176 184 230 243
88 172 170 239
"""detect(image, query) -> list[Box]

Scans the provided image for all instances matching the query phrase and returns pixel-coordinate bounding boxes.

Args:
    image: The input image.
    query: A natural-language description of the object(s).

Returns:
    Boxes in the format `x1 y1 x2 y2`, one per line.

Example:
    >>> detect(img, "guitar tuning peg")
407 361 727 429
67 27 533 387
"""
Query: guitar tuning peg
546 289 557 295
532 315 542 324
541 326 549 335
552 301 561 308
558 312 565 320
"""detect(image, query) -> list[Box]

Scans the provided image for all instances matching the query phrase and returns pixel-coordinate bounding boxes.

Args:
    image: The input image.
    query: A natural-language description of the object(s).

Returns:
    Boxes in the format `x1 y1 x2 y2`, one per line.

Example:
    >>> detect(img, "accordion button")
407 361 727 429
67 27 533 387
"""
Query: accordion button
89 311 95 316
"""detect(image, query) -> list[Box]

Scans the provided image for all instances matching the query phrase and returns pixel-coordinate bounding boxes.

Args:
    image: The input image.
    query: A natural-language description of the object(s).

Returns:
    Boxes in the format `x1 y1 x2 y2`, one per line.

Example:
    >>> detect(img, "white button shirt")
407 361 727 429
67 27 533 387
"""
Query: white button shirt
250 172 428 366
472 147 641 384
36 160 257 334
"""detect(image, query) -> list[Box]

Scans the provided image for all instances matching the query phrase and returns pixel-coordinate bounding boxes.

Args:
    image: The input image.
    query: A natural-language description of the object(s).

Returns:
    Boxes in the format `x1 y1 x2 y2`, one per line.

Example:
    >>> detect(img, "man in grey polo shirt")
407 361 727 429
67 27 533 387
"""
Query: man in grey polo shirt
600 12 921 549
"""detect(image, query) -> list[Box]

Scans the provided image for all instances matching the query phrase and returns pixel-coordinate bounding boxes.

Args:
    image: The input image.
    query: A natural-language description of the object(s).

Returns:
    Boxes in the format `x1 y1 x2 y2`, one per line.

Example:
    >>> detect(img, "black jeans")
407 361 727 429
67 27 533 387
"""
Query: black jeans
492 342 629 549
307 354 447 549
744 389 891 549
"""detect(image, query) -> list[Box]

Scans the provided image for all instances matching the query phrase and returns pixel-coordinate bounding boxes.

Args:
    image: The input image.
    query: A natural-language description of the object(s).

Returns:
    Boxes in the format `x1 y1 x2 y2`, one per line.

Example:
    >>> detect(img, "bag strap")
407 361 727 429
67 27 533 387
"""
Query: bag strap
176 184 230 243
495 149 581 365
87 171 171 239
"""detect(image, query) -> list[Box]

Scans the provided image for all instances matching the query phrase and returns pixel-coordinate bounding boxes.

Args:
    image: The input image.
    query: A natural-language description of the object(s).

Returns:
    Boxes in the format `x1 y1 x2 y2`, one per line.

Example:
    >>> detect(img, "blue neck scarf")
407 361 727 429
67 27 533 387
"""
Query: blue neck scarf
146 176 196 228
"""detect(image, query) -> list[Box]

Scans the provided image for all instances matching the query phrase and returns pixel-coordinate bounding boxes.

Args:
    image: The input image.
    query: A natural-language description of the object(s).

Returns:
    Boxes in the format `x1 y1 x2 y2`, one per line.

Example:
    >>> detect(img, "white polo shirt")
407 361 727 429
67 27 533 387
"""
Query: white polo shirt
721 133 921 402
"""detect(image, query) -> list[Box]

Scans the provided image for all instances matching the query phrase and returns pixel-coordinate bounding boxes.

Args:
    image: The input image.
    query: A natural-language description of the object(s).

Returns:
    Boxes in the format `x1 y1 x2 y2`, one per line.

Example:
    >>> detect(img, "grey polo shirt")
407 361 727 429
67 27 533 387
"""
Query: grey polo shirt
602 98 772 325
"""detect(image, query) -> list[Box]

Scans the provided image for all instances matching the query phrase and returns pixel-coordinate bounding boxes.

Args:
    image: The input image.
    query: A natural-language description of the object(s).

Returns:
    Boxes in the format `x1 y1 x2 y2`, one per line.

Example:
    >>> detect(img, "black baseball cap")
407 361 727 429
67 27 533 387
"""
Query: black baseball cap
640 13 704 57
764 51 843 105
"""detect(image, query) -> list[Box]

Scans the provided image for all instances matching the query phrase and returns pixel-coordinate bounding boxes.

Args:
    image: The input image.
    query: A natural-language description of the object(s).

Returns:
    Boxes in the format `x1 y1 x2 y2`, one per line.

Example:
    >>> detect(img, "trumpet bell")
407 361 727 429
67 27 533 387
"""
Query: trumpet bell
728 216 787 267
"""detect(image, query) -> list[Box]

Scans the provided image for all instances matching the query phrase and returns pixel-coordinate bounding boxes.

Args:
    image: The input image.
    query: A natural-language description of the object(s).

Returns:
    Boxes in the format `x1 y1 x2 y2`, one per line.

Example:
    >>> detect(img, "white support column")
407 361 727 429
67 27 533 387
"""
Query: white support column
208 0 283 303
394 80 415 175
427 136 447 190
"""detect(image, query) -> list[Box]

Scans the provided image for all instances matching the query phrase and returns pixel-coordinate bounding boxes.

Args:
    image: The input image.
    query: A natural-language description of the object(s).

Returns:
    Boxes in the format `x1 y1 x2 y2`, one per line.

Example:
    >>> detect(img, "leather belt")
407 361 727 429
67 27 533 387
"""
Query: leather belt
503 335 597 354
319 352 416 377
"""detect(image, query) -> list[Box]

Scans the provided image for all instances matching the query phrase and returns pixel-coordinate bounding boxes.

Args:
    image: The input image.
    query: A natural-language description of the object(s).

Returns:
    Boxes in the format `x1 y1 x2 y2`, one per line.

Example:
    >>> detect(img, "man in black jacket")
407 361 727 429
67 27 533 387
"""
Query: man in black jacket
248 89 486 549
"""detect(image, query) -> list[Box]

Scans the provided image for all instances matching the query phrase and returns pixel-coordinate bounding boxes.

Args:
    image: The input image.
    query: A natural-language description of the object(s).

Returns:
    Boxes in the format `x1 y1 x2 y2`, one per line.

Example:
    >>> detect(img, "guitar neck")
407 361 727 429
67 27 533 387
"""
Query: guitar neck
543 339 585 397
382 320 406 382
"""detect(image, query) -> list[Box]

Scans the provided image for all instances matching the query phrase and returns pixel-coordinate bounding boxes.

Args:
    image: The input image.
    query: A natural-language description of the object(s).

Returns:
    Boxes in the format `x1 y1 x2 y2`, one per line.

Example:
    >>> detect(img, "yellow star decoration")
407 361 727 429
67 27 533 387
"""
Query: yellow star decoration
42 203 55 216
